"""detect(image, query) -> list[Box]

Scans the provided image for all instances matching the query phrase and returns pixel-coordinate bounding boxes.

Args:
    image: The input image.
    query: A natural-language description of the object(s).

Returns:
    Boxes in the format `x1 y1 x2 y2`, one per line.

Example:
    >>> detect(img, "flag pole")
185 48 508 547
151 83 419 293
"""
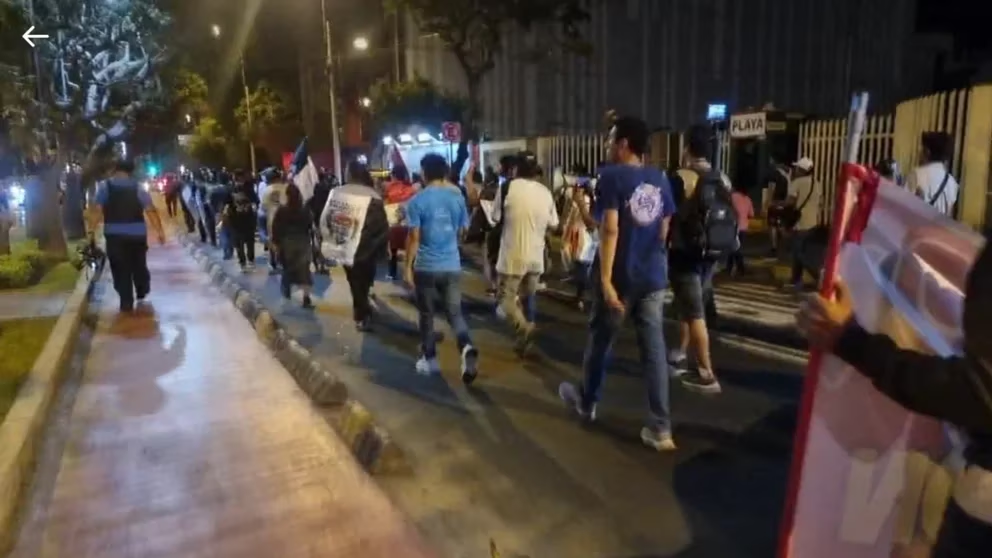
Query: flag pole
775 91 871 558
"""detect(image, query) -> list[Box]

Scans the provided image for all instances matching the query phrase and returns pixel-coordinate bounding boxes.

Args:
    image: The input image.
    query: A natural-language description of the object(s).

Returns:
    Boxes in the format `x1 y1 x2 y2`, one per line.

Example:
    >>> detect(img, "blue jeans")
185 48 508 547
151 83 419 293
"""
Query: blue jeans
413 271 473 358
581 285 671 432
219 224 233 259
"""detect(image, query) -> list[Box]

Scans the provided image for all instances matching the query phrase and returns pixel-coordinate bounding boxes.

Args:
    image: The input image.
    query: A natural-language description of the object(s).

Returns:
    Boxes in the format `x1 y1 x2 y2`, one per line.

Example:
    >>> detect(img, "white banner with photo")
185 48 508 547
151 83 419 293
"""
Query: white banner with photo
319 191 372 267
384 202 407 227
790 182 985 558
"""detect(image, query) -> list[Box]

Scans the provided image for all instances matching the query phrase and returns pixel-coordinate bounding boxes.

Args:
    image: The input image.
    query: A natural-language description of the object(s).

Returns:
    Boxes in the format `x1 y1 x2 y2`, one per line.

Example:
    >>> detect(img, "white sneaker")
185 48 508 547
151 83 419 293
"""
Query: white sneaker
415 356 440 376
558 382 597 422
460 344 479 385
640 427 677 451
667 349 689 378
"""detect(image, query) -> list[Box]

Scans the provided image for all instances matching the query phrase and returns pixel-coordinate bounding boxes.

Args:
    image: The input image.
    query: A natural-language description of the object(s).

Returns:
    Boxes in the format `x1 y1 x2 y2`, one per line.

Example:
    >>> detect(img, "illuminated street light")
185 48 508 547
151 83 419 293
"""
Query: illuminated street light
353 36 369 51
210 23 256 172
360 97 371 108
185 113 192 124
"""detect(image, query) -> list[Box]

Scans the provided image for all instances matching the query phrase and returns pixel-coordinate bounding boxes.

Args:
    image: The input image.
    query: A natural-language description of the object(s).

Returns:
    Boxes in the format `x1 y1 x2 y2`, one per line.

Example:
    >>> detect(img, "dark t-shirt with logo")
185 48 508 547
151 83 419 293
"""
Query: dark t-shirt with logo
592 164 676 295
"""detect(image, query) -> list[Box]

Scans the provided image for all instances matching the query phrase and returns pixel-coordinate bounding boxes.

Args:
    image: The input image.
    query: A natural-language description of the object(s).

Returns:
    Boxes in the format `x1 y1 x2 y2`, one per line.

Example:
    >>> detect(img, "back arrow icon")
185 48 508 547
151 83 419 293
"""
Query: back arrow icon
22 26 49 48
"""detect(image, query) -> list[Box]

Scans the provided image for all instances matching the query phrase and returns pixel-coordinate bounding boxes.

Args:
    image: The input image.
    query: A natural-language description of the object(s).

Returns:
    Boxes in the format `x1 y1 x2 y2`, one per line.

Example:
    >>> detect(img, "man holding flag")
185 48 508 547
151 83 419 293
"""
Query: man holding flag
289 137 321 203
289 137 324 271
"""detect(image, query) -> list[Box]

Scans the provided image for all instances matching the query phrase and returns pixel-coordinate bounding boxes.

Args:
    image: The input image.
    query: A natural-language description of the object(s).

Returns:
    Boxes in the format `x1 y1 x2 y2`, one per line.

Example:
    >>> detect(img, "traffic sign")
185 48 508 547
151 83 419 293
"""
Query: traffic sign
441 122 461 143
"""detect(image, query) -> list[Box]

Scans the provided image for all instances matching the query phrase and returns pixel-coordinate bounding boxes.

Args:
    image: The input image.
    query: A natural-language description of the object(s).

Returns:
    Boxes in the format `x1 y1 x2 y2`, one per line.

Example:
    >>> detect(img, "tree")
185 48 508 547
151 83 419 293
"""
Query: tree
22 0 172 252
389 0 591 175
234 81 287 142
367 76 468 139
186 116 228 168
169 68 209 119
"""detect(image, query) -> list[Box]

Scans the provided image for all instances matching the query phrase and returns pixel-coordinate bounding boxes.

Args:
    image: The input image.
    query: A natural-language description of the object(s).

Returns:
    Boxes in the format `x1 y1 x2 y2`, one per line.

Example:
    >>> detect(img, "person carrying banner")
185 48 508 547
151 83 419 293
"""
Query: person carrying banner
797 242 992 557
403 153 480 383
383 166 416 280
561 171 597 310
320 161 389 331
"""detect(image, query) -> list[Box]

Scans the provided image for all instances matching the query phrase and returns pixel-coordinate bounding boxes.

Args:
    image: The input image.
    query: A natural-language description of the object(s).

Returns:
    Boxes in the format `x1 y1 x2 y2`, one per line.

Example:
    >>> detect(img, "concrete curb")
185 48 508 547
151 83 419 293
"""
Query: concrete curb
176 234 403 473
0 266 99 553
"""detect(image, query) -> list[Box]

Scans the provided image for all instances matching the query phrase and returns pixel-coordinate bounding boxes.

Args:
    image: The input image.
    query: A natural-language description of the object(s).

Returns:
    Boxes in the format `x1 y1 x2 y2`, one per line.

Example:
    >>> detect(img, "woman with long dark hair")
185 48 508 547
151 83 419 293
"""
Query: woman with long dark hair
271 183 314 308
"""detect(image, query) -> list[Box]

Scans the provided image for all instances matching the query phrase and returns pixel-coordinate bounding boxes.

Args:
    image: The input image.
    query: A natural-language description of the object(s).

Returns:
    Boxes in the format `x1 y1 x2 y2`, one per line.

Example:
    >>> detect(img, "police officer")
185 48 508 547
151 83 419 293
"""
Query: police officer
89 159 166 312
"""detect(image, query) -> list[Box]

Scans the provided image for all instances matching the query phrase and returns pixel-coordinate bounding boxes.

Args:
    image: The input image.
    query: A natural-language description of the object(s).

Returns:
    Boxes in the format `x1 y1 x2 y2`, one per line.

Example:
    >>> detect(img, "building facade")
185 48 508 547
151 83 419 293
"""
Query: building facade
405 0 921 139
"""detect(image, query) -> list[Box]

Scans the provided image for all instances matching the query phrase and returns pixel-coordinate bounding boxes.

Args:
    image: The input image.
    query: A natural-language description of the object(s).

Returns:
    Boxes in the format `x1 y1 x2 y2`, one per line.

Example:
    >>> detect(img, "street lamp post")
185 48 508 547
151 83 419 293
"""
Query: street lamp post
212 24 257 173
319 0 343 181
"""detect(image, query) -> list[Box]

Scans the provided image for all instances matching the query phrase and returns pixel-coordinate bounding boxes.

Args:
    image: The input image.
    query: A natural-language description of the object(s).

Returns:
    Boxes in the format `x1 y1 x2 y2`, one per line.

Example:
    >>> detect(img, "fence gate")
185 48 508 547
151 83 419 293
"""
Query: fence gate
798 114 895 225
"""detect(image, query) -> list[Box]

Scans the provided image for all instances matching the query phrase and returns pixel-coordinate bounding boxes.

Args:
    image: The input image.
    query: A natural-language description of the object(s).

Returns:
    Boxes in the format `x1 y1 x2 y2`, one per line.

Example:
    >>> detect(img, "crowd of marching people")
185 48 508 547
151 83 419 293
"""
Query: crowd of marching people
160 114 991 554
167 118 836 449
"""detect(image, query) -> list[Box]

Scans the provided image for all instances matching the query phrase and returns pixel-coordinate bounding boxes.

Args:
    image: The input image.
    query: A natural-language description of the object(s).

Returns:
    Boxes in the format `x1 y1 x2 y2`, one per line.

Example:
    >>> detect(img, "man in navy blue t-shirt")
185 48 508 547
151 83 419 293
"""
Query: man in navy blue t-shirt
559 116 679 451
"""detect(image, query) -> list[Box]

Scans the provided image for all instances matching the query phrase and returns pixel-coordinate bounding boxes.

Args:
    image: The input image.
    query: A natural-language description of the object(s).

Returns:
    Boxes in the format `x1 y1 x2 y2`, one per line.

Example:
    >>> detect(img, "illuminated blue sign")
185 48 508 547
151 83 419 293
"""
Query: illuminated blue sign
707 104 728 121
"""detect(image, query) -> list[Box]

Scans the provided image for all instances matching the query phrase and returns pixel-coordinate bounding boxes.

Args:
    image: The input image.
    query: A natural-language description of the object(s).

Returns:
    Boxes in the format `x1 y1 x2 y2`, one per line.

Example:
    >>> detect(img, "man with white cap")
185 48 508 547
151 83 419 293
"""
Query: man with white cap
786 156 820 291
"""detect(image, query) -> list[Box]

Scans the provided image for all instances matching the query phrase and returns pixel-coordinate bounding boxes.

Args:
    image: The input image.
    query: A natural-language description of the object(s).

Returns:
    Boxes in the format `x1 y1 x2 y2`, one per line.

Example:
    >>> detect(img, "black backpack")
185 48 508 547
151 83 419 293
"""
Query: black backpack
677 170 739 260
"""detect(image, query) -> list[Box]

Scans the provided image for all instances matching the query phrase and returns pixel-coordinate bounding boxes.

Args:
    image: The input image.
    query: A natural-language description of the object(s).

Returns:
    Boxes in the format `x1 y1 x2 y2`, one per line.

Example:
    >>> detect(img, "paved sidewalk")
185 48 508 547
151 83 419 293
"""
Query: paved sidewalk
11 239 434 558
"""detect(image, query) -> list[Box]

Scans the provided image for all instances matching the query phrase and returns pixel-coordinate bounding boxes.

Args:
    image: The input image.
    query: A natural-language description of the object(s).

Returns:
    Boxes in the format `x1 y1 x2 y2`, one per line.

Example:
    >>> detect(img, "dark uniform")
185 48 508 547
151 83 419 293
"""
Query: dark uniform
95 177 153 311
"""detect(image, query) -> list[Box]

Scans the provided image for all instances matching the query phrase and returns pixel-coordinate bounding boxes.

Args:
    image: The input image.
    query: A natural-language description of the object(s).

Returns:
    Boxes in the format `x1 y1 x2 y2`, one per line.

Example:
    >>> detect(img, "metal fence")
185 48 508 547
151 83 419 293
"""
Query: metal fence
797 88 972 225
798 114 895 225
539 134 607 182
501 86 992 230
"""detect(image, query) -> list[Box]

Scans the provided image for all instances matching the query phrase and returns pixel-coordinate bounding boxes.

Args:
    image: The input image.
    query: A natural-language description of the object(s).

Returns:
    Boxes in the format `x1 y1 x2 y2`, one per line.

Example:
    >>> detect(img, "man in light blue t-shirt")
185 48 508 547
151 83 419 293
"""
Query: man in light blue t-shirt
404 153 479 383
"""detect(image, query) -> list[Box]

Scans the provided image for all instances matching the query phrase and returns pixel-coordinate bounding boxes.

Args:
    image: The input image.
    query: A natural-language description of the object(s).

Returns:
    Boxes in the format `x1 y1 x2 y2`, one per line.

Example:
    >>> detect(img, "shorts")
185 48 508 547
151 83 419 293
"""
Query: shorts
670 265 715 321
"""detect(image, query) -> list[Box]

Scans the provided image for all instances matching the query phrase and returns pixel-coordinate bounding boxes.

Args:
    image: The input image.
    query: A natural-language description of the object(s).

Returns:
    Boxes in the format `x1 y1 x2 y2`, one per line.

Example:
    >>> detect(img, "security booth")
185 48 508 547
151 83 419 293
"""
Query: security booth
726 110 805 213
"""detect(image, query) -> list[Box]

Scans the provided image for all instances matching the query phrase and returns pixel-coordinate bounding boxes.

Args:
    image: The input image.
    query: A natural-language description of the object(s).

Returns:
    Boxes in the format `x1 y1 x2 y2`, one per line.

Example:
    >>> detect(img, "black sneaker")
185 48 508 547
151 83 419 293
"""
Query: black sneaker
301 294 314 309
355 318 373 332
120 300 134 313
680 369 723 395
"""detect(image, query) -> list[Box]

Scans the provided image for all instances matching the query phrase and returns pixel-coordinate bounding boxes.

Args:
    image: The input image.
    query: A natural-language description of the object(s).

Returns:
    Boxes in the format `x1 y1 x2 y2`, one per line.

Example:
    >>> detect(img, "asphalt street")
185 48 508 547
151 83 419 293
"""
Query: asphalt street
197 238 807 558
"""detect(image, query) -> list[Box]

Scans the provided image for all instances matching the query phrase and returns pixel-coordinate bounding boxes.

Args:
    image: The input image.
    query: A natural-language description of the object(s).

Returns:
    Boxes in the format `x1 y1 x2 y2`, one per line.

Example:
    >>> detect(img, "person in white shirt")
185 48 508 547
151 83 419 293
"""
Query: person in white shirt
492 151 559 355
786 157 821 290
910 131 959 217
